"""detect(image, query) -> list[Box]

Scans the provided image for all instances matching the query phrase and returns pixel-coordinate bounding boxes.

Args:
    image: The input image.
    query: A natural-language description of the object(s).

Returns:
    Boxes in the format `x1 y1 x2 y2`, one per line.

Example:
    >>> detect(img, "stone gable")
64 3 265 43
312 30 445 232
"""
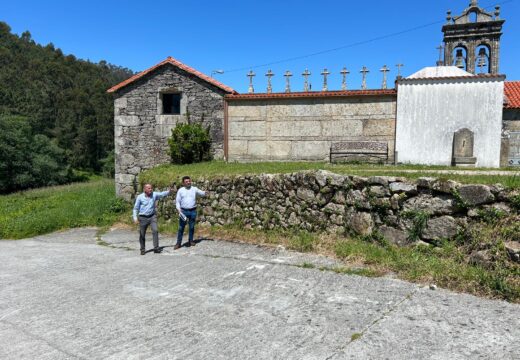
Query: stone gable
113 64 227 199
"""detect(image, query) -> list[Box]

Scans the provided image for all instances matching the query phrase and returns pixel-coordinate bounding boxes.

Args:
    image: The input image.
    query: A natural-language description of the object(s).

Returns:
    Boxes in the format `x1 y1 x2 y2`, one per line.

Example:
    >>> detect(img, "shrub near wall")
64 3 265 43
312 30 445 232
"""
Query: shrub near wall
157 170 520 263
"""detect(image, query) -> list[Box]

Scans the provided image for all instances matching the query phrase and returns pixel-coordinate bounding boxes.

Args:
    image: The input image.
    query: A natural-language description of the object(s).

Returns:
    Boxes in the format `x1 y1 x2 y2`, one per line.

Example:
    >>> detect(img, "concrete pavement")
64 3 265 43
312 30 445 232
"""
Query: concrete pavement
0 228 518 359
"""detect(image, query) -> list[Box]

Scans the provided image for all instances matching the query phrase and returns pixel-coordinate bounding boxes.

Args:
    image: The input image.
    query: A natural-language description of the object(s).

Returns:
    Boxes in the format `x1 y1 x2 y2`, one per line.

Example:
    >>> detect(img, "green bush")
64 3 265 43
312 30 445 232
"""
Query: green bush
168 123 213 164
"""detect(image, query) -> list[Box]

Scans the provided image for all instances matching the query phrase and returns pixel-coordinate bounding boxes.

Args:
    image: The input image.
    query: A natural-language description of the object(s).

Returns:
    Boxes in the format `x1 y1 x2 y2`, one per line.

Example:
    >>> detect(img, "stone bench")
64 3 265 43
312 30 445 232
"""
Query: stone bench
330 141 388 163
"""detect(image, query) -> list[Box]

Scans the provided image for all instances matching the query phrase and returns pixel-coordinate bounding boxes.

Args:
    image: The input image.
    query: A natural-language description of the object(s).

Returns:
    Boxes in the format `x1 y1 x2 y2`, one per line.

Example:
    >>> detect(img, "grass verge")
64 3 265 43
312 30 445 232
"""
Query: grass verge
140 161 520 189
0 179 129 239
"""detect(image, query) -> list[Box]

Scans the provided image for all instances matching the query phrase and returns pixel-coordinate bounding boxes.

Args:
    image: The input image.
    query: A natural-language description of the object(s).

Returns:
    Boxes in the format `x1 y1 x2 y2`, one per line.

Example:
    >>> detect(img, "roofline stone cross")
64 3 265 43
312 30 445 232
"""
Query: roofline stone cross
360 66 369 90
266 69 275 94
380 65 390 89
302 68 311 92
396 63 404 78
436 44 445 66
321 68 330 91
284 70 293 93
340 67 350 90
247 70 256 94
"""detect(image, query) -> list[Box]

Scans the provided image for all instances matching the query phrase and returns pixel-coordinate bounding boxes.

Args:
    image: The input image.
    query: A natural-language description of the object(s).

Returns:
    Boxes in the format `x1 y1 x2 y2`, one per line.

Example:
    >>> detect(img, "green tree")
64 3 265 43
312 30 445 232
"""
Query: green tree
0 20 134 177
0 115 72 193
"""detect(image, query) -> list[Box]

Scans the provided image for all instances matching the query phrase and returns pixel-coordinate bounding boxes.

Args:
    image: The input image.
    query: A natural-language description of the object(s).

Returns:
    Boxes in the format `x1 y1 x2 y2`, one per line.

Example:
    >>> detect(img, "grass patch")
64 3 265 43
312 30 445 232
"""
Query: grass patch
331 266 382 277
288 231 318 252
350 333 363 341
0 179 130 239
140 161 520 189
299 262 316 269
334 235 519 302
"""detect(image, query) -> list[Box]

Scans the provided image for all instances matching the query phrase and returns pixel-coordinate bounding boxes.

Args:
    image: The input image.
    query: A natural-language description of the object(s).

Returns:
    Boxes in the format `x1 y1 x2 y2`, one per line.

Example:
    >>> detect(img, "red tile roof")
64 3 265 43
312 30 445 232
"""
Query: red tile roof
225 89 396 100
505 81 520 109
107 56 237 94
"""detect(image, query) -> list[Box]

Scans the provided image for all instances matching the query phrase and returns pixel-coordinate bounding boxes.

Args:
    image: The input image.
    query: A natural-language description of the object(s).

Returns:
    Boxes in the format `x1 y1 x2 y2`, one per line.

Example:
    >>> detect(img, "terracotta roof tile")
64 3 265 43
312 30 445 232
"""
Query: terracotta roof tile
107 56 237 94
225 89 396 100
505 81 520 109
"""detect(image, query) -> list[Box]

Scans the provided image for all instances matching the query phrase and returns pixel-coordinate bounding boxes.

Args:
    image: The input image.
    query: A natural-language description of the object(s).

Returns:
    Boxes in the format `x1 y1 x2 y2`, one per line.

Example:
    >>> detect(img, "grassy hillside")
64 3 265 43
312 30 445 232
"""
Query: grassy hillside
0 179 128 239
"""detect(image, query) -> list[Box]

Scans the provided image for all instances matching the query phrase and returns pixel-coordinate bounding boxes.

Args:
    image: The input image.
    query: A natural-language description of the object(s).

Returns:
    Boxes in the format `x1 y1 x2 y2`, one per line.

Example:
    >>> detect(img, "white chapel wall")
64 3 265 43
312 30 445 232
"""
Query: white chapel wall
395 77 504 168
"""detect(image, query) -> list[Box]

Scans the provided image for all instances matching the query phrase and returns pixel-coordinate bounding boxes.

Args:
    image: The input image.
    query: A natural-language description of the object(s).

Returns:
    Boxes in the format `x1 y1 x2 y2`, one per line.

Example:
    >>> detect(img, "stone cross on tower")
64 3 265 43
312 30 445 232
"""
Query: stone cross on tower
247 70 256 94
340 67 350 90
284 71 293 93
321 68 330 91
396 63 404 79
360 66 369 90
380 65 390 89
436 45 444 66
302 68 311 92
265 69 275 94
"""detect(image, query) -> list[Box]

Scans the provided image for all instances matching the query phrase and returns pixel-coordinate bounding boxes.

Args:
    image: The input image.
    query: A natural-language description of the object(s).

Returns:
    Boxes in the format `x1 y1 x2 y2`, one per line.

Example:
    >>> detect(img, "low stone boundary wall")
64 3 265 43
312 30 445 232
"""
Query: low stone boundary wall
158 170 519 251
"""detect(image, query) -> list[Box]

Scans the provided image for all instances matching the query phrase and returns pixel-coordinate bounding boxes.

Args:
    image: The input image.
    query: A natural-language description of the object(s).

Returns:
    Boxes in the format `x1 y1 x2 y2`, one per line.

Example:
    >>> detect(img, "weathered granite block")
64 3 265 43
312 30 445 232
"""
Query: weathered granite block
230 121 266 138
115 115 140 127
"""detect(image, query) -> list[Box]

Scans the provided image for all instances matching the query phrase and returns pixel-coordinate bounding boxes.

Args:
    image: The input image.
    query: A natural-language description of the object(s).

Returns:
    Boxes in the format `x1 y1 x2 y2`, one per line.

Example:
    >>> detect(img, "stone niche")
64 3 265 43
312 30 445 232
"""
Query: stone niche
452 128 477 167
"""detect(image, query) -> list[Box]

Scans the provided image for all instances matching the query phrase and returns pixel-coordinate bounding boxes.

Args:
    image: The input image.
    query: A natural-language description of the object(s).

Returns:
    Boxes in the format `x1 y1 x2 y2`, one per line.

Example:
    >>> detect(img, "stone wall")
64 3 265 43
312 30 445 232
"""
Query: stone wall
502 108 520 167
158 171 519 259
226 95 396 162
113 64 227 200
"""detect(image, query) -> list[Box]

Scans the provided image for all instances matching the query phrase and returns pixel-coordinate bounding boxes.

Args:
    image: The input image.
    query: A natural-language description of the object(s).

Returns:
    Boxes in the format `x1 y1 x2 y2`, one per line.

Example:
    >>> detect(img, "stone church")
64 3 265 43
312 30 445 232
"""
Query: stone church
108 0 520 199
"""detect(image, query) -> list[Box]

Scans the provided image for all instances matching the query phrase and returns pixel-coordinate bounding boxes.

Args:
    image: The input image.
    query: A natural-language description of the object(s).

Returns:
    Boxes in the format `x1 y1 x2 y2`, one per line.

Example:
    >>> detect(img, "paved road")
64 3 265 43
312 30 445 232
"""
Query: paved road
0 228 519 359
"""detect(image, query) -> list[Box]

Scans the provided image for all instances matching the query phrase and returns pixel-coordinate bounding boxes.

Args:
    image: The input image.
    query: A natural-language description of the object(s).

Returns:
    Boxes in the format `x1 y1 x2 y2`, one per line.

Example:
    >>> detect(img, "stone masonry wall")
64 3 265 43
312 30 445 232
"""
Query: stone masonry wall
157 170 519 261
114 64 227 200
502 109 520 167
227 96 396 162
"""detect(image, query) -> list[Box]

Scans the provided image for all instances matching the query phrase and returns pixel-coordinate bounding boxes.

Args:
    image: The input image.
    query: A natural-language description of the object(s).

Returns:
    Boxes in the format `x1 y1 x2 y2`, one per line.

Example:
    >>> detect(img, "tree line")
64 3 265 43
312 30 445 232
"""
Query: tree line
0 21 133 193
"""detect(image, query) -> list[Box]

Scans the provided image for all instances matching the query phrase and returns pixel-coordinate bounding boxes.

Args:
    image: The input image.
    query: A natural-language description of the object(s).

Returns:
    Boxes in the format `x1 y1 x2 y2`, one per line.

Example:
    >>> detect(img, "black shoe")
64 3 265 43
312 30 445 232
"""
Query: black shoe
174 244 181 250
153 248 162 253
140 250 146 255
189 241 196 247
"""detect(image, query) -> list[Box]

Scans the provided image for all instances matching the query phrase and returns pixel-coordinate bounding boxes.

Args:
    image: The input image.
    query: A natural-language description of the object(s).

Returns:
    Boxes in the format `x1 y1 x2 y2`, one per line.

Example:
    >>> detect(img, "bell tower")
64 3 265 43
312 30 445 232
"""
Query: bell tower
442 0 504 74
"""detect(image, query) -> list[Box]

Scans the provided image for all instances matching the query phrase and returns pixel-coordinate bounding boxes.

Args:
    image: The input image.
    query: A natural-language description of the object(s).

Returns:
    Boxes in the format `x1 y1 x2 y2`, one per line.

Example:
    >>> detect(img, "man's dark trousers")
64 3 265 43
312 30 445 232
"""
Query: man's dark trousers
139 214 159 251
177 209 197 245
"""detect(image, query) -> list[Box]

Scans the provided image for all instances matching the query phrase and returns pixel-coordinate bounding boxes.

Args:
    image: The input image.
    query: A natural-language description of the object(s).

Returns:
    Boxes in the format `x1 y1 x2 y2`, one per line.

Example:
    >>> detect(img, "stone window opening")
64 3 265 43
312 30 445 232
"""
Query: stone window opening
161 93 181 115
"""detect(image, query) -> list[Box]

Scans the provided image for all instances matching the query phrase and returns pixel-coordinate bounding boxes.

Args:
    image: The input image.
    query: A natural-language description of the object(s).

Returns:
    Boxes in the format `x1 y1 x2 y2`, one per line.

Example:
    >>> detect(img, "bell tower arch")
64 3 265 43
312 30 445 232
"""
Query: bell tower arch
442 1 504 74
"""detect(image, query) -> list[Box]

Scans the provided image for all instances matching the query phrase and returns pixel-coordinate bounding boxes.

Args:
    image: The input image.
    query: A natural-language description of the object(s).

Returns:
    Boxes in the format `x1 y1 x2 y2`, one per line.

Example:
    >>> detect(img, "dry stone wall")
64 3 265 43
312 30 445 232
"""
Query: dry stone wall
158 170 519 258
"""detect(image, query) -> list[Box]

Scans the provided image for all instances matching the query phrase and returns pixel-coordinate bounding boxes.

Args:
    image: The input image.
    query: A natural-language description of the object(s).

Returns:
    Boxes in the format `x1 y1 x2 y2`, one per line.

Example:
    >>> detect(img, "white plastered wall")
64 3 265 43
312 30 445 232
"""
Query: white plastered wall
395 77 504 168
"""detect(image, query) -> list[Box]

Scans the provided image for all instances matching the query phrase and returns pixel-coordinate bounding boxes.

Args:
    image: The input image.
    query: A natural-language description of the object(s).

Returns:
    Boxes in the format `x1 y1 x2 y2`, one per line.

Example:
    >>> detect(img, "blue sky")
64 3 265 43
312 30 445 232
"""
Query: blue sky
2 0 519 93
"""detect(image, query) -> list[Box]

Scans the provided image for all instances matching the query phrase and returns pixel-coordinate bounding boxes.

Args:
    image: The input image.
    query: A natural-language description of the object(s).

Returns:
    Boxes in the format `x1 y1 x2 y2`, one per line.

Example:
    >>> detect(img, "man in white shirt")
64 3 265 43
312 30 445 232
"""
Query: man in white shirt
175 176 207 249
